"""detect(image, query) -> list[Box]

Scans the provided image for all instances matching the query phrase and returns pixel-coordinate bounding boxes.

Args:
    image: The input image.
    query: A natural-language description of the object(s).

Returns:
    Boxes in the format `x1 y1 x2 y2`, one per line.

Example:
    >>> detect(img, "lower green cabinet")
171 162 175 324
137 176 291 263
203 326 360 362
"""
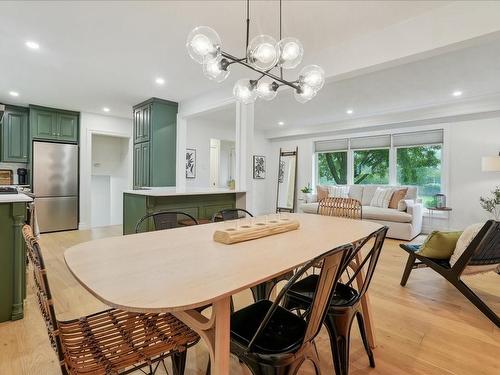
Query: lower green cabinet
1 106 29 163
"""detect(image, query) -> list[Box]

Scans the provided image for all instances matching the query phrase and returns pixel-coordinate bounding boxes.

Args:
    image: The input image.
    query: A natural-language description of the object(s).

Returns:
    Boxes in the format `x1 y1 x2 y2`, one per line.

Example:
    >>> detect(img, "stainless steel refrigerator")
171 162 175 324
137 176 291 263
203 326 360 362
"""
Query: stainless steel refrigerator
33 141 78 232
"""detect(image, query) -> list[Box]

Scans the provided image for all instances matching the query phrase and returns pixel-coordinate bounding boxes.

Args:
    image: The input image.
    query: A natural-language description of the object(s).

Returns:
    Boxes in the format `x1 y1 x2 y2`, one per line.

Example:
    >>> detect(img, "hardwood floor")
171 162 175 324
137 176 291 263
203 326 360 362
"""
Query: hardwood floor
0 225 498 375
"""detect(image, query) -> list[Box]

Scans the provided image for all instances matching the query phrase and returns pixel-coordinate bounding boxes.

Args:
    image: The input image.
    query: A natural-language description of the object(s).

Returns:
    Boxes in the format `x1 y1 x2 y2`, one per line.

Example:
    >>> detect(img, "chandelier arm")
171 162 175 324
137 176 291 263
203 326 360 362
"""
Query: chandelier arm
221 51 300 91
279 0 283 80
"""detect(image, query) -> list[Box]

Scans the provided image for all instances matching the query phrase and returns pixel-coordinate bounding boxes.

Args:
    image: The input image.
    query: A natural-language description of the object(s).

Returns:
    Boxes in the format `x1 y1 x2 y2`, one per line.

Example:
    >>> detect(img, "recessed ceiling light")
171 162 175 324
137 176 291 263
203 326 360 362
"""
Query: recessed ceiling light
452 90 463 97
155 77 165 85
25 40 40 50
9 91 19 97
102 107 110 112
278 121 285 126
346 109 354 115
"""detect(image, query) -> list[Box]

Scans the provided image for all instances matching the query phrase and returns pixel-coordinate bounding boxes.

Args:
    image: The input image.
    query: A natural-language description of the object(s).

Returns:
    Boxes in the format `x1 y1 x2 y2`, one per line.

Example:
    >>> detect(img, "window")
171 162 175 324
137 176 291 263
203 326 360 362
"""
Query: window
397 145 442 207
317 151 348 184
353 149 390 184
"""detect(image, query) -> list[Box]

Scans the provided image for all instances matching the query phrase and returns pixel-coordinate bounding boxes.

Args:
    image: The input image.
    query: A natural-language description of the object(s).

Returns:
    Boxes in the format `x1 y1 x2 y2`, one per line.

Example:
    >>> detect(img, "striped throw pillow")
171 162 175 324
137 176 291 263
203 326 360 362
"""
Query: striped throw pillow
370 187 394 208
327 185 350 198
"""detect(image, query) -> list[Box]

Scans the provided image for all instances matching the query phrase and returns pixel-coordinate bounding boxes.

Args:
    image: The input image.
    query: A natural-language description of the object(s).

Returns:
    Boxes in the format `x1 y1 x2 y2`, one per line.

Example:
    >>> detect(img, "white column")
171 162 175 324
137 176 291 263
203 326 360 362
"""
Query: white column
235 102 254 211
176 114 187 190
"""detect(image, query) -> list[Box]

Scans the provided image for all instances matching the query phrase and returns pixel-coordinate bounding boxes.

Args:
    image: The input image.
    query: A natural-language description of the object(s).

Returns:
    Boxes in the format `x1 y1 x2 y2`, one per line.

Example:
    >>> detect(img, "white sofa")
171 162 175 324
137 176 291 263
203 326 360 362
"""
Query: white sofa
299 185 423 240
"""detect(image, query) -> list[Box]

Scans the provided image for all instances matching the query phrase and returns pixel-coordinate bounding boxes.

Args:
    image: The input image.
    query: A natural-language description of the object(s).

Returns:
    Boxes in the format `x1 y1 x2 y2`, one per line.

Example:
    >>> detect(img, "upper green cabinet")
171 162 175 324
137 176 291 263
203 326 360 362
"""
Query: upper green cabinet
133 98 177 188
30 106 79 143
1 106 29 163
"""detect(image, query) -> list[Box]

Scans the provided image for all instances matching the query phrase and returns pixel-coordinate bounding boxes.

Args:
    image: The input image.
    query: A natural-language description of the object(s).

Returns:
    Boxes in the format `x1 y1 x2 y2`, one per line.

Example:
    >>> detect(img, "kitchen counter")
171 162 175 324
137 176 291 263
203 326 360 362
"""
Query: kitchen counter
0 193 33 203
124 187 245 197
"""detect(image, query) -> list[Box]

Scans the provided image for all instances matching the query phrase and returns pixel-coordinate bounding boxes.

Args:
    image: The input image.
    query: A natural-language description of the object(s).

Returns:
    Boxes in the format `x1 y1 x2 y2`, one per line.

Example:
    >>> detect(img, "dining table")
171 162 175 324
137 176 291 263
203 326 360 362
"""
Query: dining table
64 213 382 375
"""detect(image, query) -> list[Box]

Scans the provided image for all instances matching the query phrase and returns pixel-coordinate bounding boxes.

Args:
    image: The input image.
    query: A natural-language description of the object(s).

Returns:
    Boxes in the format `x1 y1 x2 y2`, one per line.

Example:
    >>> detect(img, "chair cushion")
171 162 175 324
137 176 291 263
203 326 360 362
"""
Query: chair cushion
287 275 358 307
450 223 499 275
362 206 412 223
418 230 462 259
230 300 306 354
400 244 452 268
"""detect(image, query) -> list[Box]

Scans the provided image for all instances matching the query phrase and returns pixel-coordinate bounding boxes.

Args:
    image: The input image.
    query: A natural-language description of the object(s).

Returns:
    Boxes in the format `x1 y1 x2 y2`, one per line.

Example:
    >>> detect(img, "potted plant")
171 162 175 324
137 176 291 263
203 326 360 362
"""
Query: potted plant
479 185 500 220
300 184 313 203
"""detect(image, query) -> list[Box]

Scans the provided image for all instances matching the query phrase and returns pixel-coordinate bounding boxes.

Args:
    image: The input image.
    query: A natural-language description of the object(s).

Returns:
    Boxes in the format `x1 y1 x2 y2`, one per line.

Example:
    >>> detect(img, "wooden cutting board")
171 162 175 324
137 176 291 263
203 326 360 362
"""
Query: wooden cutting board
0 169 13 185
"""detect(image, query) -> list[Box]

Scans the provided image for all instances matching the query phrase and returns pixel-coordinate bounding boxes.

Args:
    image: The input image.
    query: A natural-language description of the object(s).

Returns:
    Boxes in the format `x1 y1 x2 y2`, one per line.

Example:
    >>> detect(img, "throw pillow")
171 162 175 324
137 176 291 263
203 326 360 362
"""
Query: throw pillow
370 187 394 208
389 188 408 209
317 185 329 201
397 200 407 211
327 185 350 198
418 231 463 259
450 222 499 275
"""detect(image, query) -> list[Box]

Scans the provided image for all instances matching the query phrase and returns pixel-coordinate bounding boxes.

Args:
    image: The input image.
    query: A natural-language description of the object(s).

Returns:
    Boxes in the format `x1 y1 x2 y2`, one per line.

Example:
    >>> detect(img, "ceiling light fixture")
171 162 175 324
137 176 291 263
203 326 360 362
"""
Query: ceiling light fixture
25 40 40 50
102 107 110 112
186 0 324 104
452 90 463 97
155 77 165 85
346 109 353 115
9 91 19 97
278 121 285 126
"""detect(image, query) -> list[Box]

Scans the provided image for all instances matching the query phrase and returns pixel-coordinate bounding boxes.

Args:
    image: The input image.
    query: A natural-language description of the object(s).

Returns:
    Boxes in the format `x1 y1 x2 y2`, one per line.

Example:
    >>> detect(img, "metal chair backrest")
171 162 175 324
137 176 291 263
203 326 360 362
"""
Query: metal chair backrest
317 197 362 220
453 220 500 273
135 211 199 233
247 243 351 352
22 225 65 363
212 208 253 222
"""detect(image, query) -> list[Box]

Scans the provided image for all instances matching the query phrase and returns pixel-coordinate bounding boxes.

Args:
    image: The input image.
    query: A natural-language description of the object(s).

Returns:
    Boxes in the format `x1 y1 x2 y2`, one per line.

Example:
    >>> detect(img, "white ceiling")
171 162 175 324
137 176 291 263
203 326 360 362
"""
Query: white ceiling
0 0 449 117
197 36 500 133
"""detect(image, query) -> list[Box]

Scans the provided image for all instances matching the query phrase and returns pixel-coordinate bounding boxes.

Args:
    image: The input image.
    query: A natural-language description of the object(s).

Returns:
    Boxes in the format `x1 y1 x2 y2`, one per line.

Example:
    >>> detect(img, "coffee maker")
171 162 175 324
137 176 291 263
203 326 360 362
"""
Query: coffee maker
17 168 27 185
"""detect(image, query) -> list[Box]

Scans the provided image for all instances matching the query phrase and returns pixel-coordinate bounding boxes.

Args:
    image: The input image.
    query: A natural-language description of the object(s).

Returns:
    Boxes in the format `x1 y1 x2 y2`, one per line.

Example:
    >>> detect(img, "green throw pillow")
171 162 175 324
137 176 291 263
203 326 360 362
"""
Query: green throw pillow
417 231 463 259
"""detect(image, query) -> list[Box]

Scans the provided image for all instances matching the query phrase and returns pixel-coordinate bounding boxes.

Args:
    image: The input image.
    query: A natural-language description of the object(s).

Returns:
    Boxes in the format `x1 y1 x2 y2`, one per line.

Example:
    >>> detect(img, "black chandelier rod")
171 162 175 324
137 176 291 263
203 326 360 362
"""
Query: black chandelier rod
221 51 300 91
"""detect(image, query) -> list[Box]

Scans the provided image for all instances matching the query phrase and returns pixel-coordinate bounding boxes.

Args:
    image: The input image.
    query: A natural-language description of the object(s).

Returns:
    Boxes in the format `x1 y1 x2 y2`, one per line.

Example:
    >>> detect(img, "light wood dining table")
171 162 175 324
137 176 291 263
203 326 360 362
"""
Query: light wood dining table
64 213 382 375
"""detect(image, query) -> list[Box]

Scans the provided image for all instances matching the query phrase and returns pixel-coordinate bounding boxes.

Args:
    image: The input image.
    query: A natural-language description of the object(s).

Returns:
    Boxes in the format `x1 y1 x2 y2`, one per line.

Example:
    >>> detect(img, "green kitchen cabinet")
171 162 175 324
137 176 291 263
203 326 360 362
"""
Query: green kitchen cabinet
133 98 177 188
1 105 29 163
30 105 79 142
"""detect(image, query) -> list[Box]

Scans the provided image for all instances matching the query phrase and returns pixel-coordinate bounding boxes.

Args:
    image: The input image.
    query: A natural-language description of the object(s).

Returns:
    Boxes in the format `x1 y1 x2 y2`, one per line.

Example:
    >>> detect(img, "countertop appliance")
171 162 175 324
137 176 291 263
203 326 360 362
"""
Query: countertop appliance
17 168 27 185
33 141 78 232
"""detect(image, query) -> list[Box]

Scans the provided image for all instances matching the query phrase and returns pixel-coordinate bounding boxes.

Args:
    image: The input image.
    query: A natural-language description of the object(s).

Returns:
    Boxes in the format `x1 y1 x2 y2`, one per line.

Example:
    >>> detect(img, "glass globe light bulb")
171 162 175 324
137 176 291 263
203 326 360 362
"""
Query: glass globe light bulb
294 84 316 103
256 81 278 101
186 26 221 64
277 37 303 69
203 57 230 82
233 79 257 104
247 35 279 70
299 64 325 91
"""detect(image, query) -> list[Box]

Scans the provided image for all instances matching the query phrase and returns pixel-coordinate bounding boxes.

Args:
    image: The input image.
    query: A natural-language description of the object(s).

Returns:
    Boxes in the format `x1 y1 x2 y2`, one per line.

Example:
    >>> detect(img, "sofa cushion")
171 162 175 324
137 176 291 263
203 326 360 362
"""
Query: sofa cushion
362 206 412 223
361 186 379 206
301 202 319 214
348 185 363 202
316 185 328 201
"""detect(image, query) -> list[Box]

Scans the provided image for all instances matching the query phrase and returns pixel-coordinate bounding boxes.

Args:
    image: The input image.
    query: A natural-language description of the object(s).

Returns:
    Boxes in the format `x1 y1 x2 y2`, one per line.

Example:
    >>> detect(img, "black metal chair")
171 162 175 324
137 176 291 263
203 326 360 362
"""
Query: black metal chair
135 211 199 233
228 243 352 375
211 208 294 302
400 220 500 327
284 226 388 375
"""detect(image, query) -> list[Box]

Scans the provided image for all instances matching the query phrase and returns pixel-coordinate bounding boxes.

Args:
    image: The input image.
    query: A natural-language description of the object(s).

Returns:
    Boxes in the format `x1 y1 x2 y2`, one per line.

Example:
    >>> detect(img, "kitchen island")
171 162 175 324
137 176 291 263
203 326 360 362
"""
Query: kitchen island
0 193 32 322
123 188 246 234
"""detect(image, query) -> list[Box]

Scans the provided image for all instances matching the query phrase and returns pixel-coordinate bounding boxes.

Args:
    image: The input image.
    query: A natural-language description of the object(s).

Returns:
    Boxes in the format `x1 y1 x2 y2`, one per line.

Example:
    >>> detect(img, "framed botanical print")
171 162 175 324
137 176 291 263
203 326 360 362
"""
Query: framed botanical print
186 149 196 178
253 155 266 179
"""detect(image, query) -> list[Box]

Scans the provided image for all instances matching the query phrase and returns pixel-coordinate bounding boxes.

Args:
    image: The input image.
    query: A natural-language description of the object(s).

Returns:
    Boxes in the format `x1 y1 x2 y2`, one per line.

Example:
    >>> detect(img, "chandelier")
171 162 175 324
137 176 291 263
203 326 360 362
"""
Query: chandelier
186 0 325 104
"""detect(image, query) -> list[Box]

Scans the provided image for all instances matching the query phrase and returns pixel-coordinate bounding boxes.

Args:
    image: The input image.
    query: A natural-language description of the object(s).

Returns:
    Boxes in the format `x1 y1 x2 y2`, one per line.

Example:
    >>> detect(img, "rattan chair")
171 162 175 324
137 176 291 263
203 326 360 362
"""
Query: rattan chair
317 197 363 219
284 227 387 375
400 220 500 327
211 208 294 302
22 225 199 375
227 243 352 375
135 211 199 233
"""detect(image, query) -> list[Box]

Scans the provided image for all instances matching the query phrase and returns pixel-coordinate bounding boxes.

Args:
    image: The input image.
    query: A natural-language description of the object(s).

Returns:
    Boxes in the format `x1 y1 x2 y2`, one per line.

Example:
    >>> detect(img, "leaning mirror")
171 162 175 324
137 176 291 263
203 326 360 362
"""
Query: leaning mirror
276 147 298 212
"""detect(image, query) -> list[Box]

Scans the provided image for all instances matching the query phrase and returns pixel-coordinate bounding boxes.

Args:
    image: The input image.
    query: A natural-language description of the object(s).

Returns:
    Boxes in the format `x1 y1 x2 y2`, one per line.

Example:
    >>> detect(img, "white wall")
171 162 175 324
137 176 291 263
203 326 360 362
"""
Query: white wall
91 134 130 227
79 112 133 229
262 116 500 231
185 118 235 188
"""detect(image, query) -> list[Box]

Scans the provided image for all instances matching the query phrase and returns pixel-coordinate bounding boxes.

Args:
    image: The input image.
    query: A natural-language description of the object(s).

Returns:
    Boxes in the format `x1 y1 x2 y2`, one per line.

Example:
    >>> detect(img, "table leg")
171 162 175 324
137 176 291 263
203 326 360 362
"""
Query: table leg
173 296 231 375
352 252 376 349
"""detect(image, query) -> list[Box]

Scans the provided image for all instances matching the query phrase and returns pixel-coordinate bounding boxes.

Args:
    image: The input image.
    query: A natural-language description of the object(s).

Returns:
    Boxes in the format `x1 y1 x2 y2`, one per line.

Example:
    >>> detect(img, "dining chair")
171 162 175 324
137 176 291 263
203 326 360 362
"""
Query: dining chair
135 211 199 233
227 243 352 375
399 220 500 327
211 208 294 302
22 224 199 375
284 226 388 375
317 197 363 219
